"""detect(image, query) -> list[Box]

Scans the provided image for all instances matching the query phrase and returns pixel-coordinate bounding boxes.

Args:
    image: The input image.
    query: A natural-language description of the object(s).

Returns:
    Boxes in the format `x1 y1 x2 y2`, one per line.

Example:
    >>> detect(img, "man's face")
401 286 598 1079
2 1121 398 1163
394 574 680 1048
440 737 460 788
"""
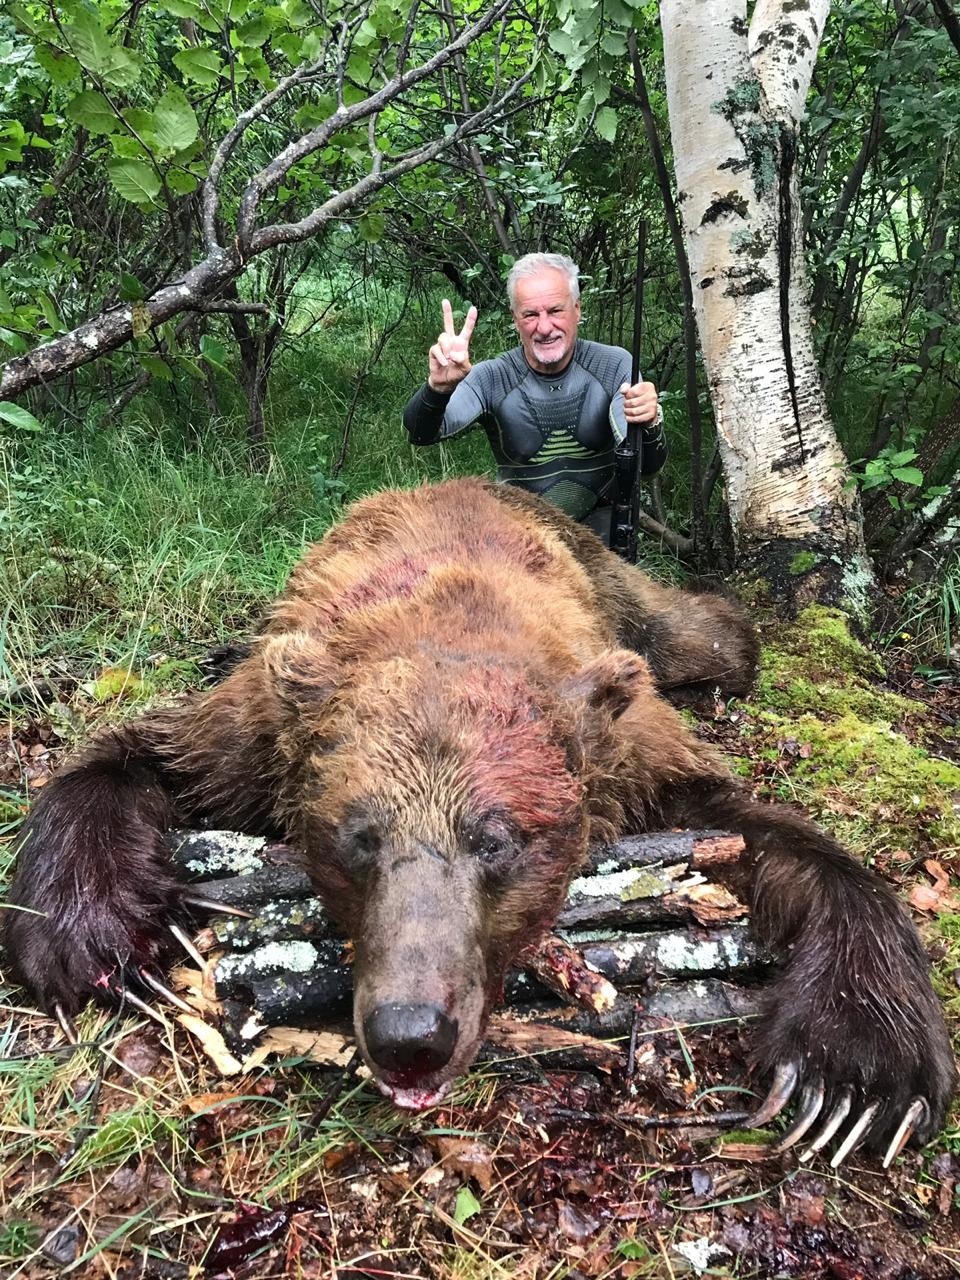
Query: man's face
512 269 581 373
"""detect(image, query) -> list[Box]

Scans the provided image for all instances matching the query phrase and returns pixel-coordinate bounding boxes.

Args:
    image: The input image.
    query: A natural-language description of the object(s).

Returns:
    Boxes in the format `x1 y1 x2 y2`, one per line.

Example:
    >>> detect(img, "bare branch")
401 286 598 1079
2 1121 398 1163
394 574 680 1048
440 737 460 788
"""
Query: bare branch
203 57 322 253
251 69 533 253
236 0 515 251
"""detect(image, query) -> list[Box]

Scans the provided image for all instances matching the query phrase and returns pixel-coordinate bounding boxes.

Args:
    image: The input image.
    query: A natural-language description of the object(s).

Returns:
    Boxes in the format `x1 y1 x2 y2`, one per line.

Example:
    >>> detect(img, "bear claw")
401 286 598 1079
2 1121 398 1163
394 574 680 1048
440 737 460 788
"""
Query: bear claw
139 968 196 1014
799 1086 853 1162
113 984 168 1027
748 1059 799 1126
773 1076 825 1152
829 1101 880 1167
169 922 206 968
753 1066 932 1167
881 1097 928 1169
53 1002 79 1045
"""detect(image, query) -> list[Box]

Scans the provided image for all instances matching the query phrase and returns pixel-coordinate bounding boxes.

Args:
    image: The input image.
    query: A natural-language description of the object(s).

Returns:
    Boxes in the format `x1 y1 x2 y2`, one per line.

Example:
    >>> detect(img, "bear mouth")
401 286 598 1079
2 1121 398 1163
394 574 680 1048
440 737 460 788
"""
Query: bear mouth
376 1076 452 1110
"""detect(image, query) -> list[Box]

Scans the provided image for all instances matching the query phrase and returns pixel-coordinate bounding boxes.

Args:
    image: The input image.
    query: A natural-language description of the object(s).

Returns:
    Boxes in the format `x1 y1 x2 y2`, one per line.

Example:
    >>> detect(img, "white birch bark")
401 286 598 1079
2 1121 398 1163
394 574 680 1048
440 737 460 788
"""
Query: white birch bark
660 0 872 601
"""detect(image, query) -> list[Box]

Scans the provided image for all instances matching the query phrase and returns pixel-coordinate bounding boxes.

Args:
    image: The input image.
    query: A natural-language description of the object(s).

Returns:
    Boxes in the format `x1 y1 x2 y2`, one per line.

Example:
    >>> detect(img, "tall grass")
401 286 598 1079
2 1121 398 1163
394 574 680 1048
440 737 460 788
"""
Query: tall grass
0 278 494 681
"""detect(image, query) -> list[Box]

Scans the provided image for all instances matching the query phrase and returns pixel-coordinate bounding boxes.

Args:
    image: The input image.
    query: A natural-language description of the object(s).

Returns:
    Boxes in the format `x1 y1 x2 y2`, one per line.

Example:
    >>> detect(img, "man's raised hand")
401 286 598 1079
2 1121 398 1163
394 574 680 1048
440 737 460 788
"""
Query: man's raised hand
428 299 477 394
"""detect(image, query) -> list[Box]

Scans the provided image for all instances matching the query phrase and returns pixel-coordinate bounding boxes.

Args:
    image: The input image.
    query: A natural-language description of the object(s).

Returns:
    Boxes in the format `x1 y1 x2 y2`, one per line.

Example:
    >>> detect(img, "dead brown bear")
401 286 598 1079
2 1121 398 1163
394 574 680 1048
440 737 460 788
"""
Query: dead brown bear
5 479 954 1161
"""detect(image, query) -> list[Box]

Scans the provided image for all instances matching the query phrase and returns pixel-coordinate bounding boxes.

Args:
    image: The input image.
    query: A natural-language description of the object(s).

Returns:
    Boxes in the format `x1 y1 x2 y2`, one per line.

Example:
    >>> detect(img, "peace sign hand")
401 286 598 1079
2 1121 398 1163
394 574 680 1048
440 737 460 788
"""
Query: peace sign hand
427 299 477 394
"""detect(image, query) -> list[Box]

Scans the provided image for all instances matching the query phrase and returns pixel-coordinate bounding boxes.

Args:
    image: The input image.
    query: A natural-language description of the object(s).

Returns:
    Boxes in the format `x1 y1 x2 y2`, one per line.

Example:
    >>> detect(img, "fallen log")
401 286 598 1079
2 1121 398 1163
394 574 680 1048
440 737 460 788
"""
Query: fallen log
167 828 748 946
164 827 768 1071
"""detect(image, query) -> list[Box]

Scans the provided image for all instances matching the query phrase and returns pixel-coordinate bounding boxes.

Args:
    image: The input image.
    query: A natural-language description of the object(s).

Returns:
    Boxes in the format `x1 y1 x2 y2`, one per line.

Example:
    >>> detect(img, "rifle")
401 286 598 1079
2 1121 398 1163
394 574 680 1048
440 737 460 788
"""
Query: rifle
609 220 647 563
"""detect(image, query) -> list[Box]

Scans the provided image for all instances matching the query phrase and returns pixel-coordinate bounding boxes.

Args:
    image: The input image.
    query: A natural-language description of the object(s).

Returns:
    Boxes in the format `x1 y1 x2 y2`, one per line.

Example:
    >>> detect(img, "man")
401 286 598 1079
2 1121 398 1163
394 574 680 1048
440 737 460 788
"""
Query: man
402 252 666 540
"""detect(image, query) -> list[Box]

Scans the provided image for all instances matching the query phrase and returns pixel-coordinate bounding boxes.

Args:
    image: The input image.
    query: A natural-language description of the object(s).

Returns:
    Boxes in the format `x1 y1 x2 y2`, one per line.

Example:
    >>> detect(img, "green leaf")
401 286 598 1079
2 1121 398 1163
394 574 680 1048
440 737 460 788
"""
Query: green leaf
139 354 174 381
173 47 224 87
65 90 118 135
234 16 274 47
152 85 200 153
0 401 43 432
273 32 303 63
200 335 232 376
595 106 617 142
166 169 199 195
120 273 145 300
887 449 917 466
159 0 202 16
453 1186 481 1226
282 0 314 28
548 29 575 57
66 10 141 88
34 45 81 86
358 212 385 242
616 1240 650 1261
601 30 627 55
109 135 148 160
35 291 62 333
891 467 923 486
107 158 161 204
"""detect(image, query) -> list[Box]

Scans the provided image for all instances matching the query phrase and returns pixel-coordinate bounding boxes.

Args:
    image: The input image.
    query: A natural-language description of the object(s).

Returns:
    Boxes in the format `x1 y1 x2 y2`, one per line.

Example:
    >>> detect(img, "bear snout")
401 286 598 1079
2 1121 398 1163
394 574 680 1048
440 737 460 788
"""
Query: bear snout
363 1002 459 1075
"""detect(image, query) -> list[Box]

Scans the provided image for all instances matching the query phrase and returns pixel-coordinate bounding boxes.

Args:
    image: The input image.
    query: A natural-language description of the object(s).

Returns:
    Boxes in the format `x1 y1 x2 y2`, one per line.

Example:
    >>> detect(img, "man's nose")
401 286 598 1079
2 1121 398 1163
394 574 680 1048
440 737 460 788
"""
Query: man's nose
535 313 554 333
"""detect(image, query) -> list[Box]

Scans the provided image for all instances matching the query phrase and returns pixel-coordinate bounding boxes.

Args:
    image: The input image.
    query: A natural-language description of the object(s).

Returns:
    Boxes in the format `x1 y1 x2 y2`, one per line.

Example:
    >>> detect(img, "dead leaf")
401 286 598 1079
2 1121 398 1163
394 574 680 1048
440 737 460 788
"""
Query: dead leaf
183 1090 248 1115
432 1137 496 1192
243 1026 356 1070
715 1142 774 1162
908 860 959 913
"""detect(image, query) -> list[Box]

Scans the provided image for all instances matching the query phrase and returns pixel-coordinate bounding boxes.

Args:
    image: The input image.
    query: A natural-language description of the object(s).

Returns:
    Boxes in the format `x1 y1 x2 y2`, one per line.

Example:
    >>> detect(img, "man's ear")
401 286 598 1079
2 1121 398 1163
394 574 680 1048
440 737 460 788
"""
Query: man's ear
559 649 653 722
261 632 338 713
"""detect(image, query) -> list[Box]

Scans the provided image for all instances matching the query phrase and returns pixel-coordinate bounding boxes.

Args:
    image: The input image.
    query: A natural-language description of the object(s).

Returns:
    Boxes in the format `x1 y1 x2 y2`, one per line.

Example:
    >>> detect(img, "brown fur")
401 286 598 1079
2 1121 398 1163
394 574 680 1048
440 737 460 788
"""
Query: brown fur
4 479 954 1135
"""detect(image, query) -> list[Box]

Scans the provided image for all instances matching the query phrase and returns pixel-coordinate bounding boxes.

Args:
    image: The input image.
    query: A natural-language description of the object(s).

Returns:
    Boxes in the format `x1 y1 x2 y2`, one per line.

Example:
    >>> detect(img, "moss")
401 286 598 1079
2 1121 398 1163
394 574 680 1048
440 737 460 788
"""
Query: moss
758 605 884 689
736 606 960 851
788 551 818 576
763 709 960 846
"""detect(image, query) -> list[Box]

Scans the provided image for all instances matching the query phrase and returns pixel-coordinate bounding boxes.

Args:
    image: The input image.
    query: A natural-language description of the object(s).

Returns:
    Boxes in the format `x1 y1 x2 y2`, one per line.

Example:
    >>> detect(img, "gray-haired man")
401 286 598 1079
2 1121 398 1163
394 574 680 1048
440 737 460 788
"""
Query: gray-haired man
402 253 666 538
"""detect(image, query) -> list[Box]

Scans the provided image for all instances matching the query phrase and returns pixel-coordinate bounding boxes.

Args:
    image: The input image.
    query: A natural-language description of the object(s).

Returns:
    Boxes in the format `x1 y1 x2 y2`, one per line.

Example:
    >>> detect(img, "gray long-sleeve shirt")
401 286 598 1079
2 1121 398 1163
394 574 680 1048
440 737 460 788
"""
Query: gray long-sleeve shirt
402 339 667 520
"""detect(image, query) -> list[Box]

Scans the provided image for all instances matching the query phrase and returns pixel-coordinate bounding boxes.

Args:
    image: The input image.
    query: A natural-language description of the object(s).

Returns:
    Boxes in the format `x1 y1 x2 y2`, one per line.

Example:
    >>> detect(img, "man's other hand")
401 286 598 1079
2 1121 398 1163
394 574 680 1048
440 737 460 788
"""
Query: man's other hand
428 299 477 393
620 380 659 427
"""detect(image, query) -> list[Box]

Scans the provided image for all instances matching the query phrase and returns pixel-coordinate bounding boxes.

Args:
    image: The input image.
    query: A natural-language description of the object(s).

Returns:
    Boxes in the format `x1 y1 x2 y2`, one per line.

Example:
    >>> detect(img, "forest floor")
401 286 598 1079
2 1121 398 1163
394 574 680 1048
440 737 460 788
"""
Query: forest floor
1 611 959 1279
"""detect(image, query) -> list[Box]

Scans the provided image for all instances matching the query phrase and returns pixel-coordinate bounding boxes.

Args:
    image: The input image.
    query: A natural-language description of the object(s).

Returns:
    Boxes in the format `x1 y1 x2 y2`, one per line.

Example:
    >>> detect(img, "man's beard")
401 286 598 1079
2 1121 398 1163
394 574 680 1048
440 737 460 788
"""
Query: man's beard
532 335 567 365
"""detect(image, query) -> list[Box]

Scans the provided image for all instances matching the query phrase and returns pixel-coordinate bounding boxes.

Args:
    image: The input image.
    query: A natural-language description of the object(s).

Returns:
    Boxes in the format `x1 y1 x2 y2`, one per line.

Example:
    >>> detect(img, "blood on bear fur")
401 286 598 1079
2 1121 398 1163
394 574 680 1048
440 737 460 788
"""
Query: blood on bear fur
5 478 955 1145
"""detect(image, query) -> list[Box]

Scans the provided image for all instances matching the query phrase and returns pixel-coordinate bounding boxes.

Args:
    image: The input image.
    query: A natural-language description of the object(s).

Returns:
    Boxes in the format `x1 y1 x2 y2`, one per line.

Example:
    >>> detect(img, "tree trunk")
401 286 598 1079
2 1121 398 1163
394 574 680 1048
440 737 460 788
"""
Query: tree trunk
660 0 874 614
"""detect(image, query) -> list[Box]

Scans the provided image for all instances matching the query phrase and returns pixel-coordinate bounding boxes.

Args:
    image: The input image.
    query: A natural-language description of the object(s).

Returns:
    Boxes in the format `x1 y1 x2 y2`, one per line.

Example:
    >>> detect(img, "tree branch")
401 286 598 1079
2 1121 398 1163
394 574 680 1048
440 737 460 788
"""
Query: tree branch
235 0 516 252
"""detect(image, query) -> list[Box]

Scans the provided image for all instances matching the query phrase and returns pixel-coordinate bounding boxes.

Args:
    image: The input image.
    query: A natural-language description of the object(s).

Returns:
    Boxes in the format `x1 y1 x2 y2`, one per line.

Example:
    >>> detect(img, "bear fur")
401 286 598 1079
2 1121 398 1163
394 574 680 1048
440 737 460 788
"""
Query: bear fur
5 479 954 1138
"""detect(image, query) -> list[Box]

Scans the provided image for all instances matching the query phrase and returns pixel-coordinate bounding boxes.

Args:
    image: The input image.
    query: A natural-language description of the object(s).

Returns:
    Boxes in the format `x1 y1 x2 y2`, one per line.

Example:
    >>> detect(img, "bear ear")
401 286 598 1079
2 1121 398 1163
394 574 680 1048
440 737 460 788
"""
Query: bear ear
560 650 653 721
262 632 338 712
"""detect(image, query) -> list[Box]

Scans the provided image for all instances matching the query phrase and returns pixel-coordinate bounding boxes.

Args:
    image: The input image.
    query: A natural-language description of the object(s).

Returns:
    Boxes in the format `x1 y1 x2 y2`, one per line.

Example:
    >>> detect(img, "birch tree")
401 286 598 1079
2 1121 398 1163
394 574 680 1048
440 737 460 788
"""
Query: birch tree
660 0 873 611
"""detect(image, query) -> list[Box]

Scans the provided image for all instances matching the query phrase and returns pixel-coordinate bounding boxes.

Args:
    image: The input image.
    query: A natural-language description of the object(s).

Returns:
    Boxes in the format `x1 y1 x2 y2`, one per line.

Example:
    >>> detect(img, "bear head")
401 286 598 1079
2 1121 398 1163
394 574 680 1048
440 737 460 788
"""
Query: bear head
265 631 651 1108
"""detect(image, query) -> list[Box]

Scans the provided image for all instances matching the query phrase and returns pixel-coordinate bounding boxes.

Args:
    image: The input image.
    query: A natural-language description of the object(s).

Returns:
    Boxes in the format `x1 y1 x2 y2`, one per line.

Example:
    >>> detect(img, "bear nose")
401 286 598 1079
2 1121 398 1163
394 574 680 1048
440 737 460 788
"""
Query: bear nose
363 1003 459 1074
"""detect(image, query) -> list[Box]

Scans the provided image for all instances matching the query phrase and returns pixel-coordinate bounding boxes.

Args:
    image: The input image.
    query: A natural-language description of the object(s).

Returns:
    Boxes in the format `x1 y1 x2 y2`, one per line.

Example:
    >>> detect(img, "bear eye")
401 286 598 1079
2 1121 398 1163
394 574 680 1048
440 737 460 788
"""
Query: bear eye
465 817 516 867
338 805 385 867
352 826 382 859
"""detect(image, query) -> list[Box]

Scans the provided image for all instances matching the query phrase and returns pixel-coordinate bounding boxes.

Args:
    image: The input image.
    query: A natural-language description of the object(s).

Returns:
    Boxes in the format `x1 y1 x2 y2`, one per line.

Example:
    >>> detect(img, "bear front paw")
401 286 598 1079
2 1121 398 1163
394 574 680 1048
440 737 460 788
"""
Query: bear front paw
5 868 186 1023
750 968 956 1167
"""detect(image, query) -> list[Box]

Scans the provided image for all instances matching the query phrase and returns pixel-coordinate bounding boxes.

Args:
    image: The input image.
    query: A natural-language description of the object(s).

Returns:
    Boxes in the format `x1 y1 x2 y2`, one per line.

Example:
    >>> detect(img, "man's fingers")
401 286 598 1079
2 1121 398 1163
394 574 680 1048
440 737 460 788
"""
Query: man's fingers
441 297 455 336
459 305 478 344
622 380 659 425
429 342 449 369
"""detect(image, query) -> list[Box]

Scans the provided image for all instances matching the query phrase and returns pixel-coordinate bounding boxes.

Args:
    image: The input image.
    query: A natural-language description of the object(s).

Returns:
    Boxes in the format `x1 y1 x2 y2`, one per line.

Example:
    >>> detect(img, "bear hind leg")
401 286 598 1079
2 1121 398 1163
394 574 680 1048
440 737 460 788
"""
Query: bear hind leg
612 568 760 708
